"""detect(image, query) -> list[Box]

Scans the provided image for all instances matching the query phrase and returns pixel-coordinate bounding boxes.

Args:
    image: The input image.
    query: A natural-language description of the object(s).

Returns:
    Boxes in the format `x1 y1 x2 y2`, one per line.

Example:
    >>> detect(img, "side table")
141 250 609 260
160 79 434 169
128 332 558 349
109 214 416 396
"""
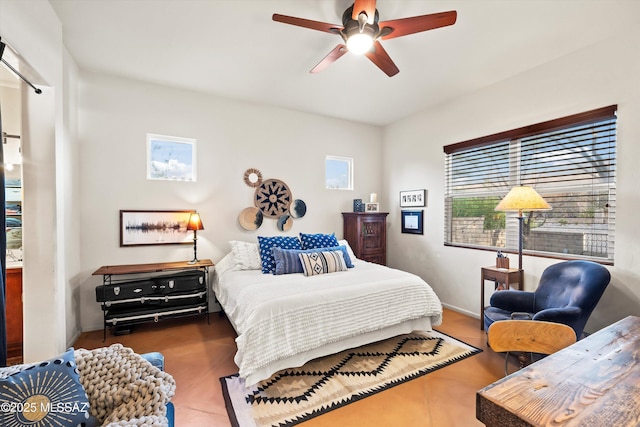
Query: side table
480 267 523 330
93 259 214 339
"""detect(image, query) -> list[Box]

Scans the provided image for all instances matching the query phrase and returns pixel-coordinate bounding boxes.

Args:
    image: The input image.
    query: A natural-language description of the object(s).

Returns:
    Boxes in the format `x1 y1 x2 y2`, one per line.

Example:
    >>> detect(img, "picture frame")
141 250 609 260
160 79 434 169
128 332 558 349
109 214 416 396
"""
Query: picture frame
120 210 195 246
400 189 427 208
401 210 424 234
365 202 379 212
147 134 197 181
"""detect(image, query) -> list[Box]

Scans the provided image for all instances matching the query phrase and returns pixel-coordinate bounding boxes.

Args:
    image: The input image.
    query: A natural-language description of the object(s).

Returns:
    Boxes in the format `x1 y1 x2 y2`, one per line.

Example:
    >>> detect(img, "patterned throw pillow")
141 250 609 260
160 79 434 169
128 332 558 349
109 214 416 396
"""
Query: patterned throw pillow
257 236 302 274
0 348 97 427
299 232 340 250
230 240 262 270
298 250 348 276
273 246 354 275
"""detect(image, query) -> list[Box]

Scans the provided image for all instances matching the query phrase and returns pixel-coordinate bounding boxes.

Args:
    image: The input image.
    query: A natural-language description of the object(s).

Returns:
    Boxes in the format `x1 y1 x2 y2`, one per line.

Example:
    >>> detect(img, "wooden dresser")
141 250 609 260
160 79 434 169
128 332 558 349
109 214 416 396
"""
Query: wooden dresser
342 212 388 265
6 267 23 360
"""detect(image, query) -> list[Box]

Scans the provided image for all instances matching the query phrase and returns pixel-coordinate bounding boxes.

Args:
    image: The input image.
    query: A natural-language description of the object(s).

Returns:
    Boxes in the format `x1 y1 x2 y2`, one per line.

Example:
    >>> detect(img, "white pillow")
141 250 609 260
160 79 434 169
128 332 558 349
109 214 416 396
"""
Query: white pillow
230 240 262 270
338 239 357 262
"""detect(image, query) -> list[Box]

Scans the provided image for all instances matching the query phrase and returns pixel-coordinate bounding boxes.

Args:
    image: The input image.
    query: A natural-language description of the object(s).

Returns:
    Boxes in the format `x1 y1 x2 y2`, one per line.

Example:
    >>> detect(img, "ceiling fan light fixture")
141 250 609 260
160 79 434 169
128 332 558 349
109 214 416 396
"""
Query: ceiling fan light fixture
273 1 456 76
346 33 374 54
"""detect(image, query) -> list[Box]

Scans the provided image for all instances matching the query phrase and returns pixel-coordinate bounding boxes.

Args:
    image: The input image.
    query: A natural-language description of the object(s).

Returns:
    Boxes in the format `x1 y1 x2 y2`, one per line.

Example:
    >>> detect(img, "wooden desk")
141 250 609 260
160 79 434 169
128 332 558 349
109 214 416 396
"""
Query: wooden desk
477 315 640 426
480 267 523 330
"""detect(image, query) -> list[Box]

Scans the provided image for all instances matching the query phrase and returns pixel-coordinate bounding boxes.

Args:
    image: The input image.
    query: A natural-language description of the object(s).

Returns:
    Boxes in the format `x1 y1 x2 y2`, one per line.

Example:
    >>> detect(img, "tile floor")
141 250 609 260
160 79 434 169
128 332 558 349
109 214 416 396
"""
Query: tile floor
74 308 510 426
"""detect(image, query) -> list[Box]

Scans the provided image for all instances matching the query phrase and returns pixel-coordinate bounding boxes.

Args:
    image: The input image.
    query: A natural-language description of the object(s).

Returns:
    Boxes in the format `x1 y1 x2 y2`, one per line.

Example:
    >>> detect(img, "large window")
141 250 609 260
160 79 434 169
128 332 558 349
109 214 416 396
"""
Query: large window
444 106 617 263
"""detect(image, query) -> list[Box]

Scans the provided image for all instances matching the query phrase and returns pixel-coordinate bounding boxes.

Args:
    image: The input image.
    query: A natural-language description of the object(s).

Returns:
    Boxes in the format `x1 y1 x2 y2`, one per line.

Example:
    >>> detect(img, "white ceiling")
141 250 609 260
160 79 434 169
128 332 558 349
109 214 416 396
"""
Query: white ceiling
45 0 640 126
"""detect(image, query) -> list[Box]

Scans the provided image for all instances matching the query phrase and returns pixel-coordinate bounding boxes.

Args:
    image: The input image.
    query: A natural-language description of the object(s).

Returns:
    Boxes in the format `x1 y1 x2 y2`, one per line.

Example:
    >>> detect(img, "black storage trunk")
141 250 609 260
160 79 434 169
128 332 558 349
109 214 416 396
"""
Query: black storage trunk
97 290 207 311
104 303 208 326
96 270 206 303
93 260 212 339
152 270 206 294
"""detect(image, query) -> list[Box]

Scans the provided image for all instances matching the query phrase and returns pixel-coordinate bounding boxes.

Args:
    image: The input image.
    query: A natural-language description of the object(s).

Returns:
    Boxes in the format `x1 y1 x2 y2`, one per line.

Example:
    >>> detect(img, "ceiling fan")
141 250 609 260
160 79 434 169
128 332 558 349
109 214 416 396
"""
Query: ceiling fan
272 0 457 77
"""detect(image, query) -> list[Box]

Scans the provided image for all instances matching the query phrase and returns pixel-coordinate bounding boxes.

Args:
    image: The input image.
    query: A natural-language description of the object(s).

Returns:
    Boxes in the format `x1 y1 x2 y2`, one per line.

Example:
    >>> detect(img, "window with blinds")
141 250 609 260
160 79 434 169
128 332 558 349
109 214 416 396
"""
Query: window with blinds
444 106 616 263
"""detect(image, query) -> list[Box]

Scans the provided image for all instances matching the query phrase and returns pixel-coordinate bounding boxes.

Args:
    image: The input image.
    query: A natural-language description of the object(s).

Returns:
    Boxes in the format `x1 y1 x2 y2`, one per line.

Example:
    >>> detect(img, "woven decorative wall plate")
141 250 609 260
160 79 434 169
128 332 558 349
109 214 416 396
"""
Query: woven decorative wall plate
254 179 292 218
238 206 263 230
243 168 263 188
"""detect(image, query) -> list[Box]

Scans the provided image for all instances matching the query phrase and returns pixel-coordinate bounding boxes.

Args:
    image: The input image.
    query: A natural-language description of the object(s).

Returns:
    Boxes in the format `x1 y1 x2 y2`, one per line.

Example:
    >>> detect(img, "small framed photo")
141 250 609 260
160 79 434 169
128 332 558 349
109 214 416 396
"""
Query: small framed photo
400 189 427 208
147 134 197 181
401 210 424 234
365 202 379 212
120 210 195 246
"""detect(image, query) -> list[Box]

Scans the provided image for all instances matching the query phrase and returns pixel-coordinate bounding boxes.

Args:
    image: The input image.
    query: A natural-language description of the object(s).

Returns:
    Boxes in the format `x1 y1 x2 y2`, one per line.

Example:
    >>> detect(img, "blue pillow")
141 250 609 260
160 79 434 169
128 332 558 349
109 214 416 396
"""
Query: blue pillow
0 348 97 427
257 236 302 274
273 246 354 275
299 232 340 250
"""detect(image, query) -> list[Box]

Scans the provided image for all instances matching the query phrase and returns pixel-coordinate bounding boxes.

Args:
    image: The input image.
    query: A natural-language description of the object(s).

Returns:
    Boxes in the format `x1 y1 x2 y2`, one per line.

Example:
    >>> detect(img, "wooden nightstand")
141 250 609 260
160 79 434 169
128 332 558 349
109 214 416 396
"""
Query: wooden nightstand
480 266 523 330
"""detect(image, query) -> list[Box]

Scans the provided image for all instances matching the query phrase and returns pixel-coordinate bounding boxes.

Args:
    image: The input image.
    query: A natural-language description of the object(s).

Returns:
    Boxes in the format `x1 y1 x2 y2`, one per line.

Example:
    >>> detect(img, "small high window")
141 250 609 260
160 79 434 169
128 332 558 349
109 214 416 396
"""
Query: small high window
325 155 353 190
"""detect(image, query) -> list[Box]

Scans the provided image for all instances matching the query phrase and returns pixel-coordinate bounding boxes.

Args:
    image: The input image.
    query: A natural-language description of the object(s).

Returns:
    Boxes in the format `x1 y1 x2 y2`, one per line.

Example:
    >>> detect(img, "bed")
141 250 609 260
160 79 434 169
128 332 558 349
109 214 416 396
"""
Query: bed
213 238 443 385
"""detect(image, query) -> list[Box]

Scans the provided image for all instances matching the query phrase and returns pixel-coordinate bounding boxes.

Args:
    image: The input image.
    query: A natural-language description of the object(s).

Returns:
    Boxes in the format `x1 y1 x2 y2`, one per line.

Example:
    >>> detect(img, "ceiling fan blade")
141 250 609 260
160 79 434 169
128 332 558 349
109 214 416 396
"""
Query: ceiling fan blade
352 0 377 24
364 41 399 77
273 14 342 34
379 11 457 40
310 44 348 74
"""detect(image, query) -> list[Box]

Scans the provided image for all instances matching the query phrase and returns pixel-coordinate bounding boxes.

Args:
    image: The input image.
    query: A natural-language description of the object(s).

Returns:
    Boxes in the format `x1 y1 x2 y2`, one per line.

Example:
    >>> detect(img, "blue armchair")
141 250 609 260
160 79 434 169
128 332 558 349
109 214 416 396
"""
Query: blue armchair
483 260 610 338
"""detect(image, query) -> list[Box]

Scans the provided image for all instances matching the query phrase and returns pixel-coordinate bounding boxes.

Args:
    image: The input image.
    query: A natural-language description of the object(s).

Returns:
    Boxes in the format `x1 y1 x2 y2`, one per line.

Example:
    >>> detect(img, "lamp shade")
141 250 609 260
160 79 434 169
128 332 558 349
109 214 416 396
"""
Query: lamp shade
187 212 204 231
495 186 551 213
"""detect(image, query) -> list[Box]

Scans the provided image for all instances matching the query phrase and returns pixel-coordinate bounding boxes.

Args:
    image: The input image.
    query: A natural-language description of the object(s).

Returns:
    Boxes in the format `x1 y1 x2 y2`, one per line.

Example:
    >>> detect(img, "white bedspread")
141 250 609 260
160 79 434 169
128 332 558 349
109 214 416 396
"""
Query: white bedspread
214 254 442 384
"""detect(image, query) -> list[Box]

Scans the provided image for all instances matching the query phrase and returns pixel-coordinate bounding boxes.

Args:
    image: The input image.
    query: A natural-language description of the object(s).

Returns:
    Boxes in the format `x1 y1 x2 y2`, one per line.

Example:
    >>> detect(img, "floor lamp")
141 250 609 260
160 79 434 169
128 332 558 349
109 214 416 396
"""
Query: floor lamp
495 186 551 271
187 212 204 264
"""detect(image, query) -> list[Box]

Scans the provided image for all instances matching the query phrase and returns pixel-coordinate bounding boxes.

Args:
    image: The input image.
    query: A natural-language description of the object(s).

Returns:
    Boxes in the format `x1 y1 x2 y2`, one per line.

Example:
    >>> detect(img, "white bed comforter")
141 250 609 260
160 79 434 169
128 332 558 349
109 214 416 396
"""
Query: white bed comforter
214 254 442 384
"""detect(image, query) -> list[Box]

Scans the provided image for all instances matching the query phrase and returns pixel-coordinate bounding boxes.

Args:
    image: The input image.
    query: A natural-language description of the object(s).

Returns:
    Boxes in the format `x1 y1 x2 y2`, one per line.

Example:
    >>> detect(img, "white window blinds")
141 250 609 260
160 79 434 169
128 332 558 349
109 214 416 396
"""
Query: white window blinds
444 106 616 263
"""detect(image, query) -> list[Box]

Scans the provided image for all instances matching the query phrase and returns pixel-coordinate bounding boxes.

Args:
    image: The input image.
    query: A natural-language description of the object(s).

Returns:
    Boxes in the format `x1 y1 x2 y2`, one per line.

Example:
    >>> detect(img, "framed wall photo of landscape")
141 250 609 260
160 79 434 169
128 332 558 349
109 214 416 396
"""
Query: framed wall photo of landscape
401 210 424 235
147 134 197 181
400 189 427 208
120 210 195 246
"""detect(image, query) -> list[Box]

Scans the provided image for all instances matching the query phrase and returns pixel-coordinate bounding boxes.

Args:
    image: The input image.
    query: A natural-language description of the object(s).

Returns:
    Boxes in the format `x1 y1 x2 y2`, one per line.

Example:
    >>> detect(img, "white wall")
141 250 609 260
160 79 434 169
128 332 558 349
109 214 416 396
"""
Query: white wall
0 86 20 133
4 0 638 354
77 72 383 331
0 0 80 362
384 23 640 334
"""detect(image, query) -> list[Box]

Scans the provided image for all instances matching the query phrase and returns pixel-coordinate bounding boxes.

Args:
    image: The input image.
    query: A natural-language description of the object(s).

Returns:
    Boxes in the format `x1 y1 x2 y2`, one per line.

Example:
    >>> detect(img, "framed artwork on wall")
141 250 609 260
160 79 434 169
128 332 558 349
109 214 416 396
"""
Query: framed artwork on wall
120 210 195 246
401 210 424 234
147 134 197 181
400 189 427 208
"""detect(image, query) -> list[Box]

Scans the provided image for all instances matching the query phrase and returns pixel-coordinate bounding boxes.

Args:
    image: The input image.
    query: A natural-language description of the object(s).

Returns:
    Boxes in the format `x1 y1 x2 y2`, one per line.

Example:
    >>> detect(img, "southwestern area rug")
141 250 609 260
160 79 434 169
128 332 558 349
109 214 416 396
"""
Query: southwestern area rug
220 331 482 427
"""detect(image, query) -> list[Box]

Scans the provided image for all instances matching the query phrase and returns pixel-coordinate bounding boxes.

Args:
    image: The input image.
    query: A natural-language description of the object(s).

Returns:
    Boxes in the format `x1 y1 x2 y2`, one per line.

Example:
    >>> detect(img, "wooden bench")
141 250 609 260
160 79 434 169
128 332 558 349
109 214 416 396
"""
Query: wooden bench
477 315 640 426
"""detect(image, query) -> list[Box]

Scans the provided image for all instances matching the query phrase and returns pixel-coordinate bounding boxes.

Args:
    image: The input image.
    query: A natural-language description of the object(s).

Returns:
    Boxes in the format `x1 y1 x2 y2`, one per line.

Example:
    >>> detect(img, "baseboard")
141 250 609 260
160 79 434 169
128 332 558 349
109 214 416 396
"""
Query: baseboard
67 329 82 349
441 303 479 320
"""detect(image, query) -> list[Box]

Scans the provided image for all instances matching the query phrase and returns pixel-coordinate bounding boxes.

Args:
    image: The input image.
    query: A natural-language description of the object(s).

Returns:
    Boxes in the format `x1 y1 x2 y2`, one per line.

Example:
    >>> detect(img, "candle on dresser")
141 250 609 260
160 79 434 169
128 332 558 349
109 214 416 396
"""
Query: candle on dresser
370 193 377 203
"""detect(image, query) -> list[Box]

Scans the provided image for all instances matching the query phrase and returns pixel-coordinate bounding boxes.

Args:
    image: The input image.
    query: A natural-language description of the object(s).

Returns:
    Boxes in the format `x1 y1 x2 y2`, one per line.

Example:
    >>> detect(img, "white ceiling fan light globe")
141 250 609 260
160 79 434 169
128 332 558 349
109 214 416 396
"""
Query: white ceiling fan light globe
346 33 374 54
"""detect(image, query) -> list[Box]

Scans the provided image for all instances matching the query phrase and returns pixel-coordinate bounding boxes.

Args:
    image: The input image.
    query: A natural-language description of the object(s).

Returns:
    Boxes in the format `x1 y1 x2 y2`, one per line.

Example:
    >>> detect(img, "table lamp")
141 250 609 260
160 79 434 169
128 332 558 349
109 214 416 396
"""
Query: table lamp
186 212 204 264
495 186 551 270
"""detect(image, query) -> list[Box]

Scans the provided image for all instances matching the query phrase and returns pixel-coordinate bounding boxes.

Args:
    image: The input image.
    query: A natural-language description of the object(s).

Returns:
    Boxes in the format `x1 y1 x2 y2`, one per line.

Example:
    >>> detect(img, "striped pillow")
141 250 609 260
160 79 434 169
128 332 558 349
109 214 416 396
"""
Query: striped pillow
298 250 348 276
